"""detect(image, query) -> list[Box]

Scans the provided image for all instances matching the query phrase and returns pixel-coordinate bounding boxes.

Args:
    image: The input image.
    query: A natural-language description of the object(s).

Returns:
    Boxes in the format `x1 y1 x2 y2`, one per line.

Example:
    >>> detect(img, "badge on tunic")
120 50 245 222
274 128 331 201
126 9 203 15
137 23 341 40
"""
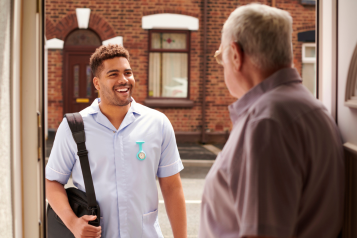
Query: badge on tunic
136 141 146 161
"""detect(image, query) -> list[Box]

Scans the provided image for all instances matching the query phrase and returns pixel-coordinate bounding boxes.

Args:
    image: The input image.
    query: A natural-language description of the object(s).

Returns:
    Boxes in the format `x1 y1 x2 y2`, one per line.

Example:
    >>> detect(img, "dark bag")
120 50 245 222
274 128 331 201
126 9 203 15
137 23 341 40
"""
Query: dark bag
47 113 100 238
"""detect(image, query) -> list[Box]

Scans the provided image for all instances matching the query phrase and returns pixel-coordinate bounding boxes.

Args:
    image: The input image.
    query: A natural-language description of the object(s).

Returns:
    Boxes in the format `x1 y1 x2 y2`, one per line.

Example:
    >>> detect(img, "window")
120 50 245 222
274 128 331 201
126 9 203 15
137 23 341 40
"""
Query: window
302 43 316 97
148 30 190 100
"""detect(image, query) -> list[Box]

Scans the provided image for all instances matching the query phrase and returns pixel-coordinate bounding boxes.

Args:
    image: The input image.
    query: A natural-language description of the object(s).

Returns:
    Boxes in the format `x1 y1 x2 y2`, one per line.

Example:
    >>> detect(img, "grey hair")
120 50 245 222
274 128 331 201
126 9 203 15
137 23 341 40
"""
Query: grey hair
223 3 293 70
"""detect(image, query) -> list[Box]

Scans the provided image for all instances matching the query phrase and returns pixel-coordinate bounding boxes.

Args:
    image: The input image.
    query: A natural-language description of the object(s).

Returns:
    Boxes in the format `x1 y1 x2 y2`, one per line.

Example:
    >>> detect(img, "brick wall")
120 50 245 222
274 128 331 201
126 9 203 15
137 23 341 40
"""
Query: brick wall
47 49 63 129
45 0 315 138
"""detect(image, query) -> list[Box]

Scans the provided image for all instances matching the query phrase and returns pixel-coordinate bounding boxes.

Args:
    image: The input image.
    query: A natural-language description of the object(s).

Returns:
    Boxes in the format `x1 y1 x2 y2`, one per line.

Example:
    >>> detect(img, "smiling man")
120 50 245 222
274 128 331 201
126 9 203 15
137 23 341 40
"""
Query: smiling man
46 44 187 238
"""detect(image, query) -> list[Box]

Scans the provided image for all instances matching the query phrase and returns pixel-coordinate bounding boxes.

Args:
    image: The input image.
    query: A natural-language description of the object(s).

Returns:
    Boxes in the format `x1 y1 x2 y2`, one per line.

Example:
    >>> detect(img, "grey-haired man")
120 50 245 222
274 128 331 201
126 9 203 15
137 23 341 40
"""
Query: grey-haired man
199 4 344 238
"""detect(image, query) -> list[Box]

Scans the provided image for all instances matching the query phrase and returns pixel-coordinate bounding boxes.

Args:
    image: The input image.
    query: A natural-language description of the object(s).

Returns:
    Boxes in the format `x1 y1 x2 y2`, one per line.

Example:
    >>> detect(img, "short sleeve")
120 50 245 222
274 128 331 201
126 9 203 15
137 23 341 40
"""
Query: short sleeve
157 115 183 178
45 118 77 185
233 118 302 238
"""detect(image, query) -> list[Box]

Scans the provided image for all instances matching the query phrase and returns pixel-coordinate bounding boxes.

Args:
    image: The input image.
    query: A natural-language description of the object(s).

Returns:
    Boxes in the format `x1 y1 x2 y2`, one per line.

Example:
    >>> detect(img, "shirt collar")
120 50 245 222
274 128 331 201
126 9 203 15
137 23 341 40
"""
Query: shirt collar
229 67 302 122
87 97 141 132
87 97 141 116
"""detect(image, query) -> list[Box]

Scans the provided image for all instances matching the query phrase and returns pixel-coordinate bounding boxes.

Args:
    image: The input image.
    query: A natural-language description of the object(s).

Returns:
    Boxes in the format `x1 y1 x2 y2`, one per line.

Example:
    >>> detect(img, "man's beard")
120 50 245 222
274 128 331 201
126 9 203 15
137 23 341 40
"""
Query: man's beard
101 83 133 106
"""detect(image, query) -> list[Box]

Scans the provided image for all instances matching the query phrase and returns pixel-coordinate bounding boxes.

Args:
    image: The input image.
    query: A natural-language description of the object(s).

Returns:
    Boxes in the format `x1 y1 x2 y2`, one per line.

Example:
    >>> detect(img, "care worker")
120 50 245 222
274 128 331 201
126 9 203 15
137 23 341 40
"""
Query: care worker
46 44 187 238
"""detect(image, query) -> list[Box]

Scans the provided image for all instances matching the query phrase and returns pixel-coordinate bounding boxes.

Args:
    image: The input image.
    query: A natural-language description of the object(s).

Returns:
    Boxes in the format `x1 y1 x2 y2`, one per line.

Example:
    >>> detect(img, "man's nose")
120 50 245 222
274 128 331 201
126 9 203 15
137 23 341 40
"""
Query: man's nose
117 73 129 83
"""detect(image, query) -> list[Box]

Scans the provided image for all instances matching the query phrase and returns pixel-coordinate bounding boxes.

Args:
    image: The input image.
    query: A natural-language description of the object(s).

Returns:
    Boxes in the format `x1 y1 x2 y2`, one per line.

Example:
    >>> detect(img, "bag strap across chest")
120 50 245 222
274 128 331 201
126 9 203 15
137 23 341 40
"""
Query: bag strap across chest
64 113 97 209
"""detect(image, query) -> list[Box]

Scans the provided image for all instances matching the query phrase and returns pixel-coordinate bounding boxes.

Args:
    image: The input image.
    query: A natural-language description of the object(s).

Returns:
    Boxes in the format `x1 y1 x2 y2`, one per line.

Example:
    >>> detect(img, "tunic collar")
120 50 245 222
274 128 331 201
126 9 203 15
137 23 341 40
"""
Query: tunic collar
229 67 302 122
87 97 141 131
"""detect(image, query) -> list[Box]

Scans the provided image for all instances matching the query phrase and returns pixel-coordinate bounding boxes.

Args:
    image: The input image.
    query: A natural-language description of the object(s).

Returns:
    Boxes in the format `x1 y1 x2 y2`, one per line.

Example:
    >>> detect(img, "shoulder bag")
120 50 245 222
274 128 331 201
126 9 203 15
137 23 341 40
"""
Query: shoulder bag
47 112 100 238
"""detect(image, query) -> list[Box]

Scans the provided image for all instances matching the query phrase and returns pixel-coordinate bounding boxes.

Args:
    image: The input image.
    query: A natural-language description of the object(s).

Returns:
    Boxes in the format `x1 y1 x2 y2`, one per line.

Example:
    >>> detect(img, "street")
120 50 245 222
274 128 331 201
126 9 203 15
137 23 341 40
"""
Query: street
157 166 211 238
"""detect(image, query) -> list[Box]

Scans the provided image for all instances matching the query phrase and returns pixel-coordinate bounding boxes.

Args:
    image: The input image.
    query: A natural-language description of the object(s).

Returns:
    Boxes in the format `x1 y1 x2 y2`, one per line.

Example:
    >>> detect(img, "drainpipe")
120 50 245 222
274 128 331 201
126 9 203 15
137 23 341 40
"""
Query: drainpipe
201 0 207 144
272 0 276 7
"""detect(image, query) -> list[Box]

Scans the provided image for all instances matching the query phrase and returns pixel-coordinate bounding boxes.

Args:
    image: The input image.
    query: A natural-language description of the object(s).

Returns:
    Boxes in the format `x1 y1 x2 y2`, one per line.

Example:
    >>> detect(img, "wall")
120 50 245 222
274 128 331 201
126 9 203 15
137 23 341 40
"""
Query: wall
0 0 14 236
48 49 63 129
45 0 316 139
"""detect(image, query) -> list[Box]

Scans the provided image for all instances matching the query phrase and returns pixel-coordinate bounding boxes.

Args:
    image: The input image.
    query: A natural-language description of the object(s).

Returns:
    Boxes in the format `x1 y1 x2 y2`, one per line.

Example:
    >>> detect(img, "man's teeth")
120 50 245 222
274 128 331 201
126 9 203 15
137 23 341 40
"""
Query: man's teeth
117 88 129 92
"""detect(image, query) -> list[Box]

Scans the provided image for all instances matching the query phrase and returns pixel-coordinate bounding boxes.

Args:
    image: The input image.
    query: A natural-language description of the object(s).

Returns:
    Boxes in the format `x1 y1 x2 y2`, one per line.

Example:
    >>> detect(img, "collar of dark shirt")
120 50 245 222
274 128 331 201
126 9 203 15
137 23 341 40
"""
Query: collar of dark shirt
228 67 302 122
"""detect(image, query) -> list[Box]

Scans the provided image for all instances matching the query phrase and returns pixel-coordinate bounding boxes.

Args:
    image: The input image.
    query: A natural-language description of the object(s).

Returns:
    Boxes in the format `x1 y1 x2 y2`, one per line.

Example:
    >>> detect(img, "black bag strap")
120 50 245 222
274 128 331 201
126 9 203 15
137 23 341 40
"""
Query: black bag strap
65 113 98 209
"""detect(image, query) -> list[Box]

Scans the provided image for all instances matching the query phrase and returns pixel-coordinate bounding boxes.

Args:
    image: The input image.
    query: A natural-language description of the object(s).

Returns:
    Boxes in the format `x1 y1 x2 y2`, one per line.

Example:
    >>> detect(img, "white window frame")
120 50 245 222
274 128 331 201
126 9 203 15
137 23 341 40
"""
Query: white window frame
302 43 316 64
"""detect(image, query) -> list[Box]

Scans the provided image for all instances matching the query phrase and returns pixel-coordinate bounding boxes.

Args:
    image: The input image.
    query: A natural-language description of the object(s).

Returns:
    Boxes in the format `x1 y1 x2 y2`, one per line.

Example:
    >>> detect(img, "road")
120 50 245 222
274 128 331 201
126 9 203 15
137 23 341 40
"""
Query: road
157 166 211 238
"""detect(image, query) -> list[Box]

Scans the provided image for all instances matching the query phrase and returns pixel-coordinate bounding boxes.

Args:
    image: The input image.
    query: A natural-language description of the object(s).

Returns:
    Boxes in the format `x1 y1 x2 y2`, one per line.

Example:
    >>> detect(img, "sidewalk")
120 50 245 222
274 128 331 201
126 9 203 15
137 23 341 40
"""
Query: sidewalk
178 143 221 167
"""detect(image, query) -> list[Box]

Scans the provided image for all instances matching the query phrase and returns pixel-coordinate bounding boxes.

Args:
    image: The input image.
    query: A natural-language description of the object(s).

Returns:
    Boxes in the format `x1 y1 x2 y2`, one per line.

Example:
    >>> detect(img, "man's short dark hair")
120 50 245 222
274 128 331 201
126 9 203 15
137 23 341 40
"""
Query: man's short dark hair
90 44 130 77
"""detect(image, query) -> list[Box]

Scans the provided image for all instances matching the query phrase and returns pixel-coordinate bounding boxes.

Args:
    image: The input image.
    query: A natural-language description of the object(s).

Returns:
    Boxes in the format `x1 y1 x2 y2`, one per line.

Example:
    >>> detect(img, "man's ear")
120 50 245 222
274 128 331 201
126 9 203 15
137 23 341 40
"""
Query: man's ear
93 76 100 91
231 42 244 72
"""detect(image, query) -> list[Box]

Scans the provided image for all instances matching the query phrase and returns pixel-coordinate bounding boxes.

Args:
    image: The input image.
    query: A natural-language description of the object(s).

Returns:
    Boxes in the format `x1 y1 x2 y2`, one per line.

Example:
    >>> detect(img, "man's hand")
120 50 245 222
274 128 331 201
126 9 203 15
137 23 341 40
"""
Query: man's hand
159 173 187 238
68 215 102 238
46 179 102 237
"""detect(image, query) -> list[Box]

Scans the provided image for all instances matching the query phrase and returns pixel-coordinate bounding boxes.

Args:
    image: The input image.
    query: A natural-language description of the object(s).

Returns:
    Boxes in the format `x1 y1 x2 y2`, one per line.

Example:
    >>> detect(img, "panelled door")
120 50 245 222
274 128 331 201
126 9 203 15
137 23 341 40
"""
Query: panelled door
64 48 98 113
62 29 102 114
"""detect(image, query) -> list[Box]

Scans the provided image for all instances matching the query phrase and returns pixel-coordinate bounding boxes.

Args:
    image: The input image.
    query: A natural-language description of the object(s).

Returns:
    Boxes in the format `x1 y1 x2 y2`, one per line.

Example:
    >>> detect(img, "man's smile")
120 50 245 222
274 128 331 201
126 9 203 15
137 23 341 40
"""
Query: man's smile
116 88 130 93
114 85 131 94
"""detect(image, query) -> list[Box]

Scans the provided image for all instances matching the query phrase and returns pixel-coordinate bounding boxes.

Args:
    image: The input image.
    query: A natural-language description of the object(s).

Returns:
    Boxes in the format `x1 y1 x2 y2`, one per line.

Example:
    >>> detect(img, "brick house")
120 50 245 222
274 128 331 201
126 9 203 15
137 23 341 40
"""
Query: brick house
45 0 316 144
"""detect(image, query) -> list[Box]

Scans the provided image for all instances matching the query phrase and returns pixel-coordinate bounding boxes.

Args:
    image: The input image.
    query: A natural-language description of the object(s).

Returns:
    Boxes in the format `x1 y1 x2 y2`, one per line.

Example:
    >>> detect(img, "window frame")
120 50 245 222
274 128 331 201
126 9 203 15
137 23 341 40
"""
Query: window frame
145 29 193 107
302 43 316 63
301 43 317 97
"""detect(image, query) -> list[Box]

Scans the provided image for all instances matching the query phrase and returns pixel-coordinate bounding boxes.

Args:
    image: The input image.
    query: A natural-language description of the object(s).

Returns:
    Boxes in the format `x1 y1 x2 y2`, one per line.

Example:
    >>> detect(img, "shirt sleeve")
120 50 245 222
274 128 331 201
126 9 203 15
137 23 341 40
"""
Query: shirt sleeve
233 118 302 238
157 114 184 178
45 118 77 185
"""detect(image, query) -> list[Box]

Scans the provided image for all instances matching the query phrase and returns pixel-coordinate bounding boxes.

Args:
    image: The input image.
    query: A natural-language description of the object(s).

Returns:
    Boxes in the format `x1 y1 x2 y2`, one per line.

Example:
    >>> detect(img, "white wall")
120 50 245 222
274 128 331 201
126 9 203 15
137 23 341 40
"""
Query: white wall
0 0 14 236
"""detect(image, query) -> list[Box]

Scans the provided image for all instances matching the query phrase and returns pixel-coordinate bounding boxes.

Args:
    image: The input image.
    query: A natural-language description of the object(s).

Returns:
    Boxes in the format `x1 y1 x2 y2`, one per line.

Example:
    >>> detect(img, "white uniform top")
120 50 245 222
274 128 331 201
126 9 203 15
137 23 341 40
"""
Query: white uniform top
46 98 183 238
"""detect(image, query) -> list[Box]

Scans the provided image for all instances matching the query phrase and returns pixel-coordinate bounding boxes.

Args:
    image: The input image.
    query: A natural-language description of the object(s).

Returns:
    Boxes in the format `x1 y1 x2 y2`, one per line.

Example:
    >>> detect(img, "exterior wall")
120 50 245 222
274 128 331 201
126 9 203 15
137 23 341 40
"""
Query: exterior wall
45 0 315 141
48 49 63 129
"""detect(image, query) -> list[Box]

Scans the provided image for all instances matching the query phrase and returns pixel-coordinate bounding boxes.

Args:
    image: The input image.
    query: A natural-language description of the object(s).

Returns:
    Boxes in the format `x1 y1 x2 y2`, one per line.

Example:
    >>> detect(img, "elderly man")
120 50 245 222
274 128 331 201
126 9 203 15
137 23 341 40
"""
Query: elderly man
199 4 344 238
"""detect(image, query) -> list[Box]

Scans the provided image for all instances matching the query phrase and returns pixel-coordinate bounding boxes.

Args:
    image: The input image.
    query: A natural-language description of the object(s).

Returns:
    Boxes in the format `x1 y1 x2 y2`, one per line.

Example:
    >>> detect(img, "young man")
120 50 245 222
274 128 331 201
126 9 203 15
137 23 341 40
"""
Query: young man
199 4 344 238
46 44 187 238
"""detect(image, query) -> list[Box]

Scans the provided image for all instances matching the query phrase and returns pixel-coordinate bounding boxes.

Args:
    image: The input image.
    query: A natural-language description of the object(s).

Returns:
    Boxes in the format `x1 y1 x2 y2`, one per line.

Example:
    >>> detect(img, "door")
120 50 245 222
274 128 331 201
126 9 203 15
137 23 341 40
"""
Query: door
62 29 101 114
335 1 357 237
66 50 97 113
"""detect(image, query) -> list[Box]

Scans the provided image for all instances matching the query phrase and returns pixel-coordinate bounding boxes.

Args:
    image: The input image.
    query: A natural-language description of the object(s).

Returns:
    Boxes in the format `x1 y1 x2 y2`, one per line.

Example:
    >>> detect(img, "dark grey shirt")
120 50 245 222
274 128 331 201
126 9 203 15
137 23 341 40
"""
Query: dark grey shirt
199 68 344 238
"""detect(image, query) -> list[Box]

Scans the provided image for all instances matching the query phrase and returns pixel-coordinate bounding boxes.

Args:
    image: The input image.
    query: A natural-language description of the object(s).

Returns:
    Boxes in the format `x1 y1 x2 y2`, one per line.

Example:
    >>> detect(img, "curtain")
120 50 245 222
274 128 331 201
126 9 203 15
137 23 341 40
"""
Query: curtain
149 32 188 98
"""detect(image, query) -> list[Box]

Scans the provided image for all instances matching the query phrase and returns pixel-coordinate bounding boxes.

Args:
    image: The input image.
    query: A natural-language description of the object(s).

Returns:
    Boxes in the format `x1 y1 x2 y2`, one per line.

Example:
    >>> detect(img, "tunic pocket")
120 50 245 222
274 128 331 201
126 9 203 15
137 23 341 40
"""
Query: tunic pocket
142 209 164 238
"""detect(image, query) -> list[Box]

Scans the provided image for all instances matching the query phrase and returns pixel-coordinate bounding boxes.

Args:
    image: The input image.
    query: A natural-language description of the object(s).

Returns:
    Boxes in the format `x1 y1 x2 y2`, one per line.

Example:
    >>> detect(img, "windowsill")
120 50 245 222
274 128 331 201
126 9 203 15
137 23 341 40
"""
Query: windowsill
300 0 315 5
144 98 194 108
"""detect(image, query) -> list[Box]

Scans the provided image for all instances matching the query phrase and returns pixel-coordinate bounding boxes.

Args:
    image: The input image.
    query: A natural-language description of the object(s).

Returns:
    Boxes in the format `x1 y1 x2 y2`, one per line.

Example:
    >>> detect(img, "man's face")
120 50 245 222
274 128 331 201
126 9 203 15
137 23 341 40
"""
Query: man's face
94 57 135 106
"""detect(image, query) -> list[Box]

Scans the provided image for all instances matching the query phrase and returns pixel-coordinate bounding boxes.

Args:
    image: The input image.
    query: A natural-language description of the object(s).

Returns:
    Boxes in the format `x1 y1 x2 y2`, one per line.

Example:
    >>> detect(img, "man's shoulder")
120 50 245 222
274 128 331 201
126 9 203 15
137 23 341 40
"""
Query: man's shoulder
134 102 168 121
78 105 96 118
249 83 326 124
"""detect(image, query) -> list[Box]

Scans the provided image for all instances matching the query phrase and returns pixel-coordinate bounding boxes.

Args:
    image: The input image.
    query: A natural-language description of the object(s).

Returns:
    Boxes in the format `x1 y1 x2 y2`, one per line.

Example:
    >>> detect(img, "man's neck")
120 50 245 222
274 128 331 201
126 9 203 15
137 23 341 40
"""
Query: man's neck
245 65 291 92
98 100 131 130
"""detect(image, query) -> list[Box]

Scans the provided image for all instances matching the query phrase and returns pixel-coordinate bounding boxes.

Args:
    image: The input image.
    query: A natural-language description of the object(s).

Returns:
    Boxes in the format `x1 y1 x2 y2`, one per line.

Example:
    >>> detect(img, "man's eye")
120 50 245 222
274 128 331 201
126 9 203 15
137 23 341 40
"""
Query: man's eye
126 72 132 75
110 74 117 77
